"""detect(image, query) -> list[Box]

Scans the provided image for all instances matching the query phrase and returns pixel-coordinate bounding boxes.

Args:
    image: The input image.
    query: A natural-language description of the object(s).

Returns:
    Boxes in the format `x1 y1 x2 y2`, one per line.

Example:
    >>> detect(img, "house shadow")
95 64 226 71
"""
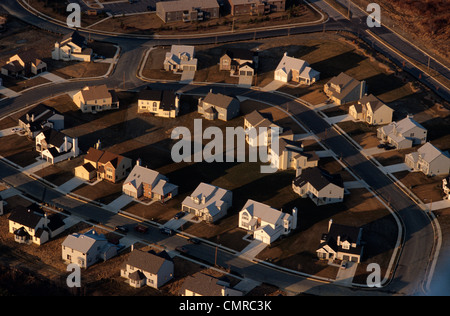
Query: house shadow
310 50 367 81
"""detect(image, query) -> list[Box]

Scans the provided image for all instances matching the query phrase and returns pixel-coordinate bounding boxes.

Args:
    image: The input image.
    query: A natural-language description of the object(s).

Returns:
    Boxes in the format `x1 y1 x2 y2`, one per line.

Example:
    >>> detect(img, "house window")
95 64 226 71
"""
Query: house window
153 102 157 112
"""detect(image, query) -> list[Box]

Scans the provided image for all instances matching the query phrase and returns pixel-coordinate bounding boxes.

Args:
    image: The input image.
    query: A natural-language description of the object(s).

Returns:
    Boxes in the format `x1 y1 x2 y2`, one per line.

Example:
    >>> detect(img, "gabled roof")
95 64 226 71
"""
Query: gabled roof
358 94 388 113
244 110 273 127
202 92 239 109
293 167 344 191
241 199 283 225
8 204 44 228
126 249 172 274
222 48 257 62
79 85 112 102
85 147 105 163
417 142 449 163
60 31 86 48
62 229 107 253
319 223 363 255
180 272 226 296
182 183 230 212
394 115 427 134
276 53 308 73
38 127 68 148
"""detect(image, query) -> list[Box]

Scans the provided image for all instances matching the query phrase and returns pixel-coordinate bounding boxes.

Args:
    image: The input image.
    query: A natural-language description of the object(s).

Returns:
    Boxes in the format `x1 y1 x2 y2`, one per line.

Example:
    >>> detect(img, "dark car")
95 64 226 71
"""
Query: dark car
377 143 386 149
173 211 185 220
115 225 128 233
160 227 175 236
384 144 395 150
176 246 189 254
188 238 200 244
134 224 148 233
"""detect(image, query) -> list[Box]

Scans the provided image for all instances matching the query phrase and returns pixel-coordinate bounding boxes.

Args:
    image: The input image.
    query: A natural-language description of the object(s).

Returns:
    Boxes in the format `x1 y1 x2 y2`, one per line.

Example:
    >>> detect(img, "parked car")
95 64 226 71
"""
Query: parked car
176 246 189 254
173 211 185 220
134 224 148 233
188 237 200 244
384 144 395 150
115 225 128 234
377 143 386 149
160 227 174 236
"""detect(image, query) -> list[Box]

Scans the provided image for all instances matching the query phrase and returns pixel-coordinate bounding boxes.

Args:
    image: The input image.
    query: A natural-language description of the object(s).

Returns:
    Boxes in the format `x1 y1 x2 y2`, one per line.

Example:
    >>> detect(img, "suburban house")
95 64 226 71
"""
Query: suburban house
219 48 259 77
198 91 240 121
18 104 64 138
324 72 368 105
238 199 297 244
180 272 243 296
75 147 133 183
123 161 178 202
244 110 283 147
137 88 180 118
120 249 174 289
443 176 450 200
35 128 80 164
274 53 320 85
72 85 120 114
156 0 220 23
1 50 47 78
163 45 198 73
62 229 118 268
405 142 450 176
181 183 232 223
316 219 364 264
349 94 394 125
292 167 345 206
8 204 65 246
51 31 93 62
229 0 286 16
377 115 428 149
270 138 319 171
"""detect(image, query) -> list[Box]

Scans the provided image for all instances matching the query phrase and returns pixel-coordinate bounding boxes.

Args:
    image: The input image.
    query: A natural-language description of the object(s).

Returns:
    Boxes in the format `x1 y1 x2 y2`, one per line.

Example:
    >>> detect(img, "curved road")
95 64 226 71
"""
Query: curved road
0 0 444 296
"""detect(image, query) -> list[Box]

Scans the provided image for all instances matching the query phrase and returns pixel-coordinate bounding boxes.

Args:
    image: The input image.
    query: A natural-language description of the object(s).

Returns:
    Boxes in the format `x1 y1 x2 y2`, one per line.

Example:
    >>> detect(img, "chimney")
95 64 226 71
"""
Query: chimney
64 136 69 152
328 219 333 232
131 243 134 252
360 80 367 99
31 114 35 122
284 52 288 57
136 158 141 166
337 235 341 246
296 167 302 177
96 139 101 150
72 138 79 157
291 207 298 230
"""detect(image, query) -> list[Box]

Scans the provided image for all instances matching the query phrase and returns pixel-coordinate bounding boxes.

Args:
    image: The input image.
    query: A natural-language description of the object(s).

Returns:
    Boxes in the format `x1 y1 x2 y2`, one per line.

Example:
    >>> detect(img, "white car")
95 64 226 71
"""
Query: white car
11 127 24 133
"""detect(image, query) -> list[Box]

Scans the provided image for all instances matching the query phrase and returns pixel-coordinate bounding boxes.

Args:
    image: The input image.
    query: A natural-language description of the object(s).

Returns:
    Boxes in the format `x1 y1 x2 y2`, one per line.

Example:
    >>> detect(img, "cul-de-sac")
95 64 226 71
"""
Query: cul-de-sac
0 0 449 297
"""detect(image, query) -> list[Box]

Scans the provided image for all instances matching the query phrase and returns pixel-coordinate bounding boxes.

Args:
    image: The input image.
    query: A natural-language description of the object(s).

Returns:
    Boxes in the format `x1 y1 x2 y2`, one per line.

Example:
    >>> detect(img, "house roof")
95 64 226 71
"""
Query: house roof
241 199 284 225
126 249 172 274
417 142 449 163
293 167 344 191
202 92 239 109
8 204 44 228
79 85 112 102
276 53 318 80
180 272 226 296
38 127 68 148
61 31 86 48
124 165 177 196
244 110 273 127
222 48 257 62
326 72 363 99
394 115 427 135
14 50 43 65
85 147 105 163
182 183 230 213
320 223 363 255
358 94 388 113
62 229 107 253
19 104 62 126
139 88 178 111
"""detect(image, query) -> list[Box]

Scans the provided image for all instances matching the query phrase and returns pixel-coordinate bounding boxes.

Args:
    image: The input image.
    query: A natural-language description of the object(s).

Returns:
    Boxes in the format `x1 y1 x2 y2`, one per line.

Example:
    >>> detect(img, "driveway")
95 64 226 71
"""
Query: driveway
335 261 359 286
103 194 134 213
382 163 412 174
180 71 195 83
56 177 85 193
261 80 285 92
238 76 253 88
237 240 267 260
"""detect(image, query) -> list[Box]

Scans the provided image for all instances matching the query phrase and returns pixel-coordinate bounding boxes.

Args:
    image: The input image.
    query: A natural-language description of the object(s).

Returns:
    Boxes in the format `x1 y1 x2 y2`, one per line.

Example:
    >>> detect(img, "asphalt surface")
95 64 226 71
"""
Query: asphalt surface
0 0 446 296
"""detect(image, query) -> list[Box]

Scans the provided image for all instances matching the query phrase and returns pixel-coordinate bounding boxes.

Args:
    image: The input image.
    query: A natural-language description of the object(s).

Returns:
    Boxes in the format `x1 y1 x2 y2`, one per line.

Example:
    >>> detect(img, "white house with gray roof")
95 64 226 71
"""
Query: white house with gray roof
62 229 118 268
349 94 394 125
121 249 174 289
274 53 320 85
377 115 427 149
244 110 283 147
238 199 297 244
181 183 232 223
164 45 197 72
405 142 450 176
